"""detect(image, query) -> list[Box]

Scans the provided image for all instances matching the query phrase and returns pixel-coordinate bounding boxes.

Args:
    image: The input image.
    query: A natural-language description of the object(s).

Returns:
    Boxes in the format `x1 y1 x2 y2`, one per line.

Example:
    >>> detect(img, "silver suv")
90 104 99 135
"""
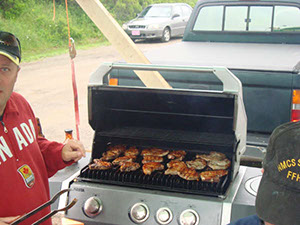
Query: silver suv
122 3 192 42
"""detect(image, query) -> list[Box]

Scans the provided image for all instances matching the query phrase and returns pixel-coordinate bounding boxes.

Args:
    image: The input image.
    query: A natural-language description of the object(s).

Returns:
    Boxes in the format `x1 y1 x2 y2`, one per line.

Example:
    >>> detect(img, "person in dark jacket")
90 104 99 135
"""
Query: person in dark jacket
229 121 300 225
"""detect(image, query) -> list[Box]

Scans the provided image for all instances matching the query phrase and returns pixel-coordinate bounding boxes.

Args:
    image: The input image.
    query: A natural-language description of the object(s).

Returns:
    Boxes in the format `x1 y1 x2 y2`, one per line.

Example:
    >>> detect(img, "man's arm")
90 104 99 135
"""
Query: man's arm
61 139 86 162
0 216 20 225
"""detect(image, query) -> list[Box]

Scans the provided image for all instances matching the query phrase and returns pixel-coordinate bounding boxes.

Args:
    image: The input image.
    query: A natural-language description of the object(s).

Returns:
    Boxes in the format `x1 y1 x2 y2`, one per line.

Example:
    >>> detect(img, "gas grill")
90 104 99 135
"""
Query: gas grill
65 63 249 225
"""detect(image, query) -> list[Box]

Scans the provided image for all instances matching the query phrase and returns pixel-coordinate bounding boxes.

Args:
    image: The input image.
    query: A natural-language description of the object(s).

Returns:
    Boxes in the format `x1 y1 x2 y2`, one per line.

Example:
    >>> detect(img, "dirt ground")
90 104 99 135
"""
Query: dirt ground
15 38 180 151
14 38 180 225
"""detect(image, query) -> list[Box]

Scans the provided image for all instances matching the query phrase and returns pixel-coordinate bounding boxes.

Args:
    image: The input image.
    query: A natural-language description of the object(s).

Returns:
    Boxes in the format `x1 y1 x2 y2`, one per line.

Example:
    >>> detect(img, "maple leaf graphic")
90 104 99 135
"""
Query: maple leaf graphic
23 167 29 174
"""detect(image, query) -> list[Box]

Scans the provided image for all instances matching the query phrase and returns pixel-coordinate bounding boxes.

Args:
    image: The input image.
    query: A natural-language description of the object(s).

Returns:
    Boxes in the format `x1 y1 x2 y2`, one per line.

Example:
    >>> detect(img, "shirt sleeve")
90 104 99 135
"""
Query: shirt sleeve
37 137 73 178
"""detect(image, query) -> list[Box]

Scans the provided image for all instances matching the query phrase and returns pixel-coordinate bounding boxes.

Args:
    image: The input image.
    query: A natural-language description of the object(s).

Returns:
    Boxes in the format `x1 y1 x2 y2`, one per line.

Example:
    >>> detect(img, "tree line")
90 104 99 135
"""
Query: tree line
0 0 197 23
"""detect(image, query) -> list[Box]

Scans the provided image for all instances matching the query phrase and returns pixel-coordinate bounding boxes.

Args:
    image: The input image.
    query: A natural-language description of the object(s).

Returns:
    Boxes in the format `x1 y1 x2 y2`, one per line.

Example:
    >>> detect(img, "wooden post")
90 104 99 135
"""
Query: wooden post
75 0 172 89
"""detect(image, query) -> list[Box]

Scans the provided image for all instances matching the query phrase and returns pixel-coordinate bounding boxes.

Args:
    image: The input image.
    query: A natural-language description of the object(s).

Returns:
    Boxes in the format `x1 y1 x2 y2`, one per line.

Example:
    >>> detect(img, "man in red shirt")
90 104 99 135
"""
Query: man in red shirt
0 31 85 225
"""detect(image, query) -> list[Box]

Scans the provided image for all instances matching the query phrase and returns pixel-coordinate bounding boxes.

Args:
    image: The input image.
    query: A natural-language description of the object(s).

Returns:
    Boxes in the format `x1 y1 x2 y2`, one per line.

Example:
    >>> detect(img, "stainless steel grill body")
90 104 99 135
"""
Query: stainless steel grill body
65 63 248 225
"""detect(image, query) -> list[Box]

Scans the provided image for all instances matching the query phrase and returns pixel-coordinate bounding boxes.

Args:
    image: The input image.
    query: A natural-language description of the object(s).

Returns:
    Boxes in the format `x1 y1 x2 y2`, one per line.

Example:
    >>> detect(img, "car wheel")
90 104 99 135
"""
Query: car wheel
161 27 171 42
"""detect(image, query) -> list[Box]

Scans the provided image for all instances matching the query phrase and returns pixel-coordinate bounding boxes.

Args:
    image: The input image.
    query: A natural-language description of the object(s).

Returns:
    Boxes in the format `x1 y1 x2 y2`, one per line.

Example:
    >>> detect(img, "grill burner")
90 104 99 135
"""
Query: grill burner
78 164 230 197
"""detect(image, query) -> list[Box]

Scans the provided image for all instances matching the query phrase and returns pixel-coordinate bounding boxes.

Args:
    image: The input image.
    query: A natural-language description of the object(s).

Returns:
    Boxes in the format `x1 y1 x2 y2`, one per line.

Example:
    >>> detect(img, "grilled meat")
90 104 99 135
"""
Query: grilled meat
167 150 186 160
186 158 207 170
101 152 119 161
112 155 136 166
100 156 113 161
142 155 163 164
167 160 184 168
141 148 169 157
108 144 127 152
120 162 141 172
124 146 139 156
89 159 112 170
207 158 231 170
102 145 126 160
178 167 200 181
200 170 228 182
142 162 164 175
165 161 187 175
196 151 226 162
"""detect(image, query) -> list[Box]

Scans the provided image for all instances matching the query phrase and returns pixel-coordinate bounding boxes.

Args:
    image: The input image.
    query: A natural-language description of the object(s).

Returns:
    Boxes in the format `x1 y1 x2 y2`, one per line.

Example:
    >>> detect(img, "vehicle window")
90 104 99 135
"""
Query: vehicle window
249 6 272 31
193 6 223 31
224 6 248 31
173 6 183 17
274 6 300 32
182 6 192 17
140 5 172 18
194 4 300 33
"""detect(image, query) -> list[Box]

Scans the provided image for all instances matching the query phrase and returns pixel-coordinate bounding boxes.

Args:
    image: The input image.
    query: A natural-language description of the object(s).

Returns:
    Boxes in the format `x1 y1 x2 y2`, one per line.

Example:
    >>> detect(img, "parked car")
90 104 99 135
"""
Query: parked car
122 3 192 42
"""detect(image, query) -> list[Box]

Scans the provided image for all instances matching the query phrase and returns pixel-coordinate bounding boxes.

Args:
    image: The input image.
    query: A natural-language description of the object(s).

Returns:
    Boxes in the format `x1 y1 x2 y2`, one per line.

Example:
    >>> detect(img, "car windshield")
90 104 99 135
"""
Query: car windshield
139 5 172 18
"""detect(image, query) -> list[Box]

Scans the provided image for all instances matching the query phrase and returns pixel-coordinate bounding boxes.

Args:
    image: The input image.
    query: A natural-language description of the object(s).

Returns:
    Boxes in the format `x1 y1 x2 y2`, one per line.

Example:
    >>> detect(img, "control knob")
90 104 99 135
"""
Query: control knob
129 203 150 224
156 207 173 225
83 196 103 218
179 209 199 225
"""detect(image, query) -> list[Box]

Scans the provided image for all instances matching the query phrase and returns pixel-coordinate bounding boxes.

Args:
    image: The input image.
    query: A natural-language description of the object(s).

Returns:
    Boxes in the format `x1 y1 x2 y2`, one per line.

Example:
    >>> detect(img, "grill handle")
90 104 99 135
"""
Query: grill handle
240 155 263 168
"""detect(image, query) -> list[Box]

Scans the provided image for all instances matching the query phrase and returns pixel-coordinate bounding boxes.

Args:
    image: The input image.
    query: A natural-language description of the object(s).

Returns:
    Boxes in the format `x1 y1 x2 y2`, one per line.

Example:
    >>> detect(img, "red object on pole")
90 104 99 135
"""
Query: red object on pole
71 58 80 140
65 0 80 140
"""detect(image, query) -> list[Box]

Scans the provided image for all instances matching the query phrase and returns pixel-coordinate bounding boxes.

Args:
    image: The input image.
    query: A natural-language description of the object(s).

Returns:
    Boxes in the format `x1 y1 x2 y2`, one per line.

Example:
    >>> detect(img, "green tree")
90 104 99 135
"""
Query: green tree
113 0 142 23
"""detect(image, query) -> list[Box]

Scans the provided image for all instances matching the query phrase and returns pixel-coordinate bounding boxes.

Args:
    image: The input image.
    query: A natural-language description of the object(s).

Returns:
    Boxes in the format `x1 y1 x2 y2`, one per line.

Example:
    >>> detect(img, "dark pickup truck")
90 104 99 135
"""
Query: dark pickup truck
107 0 300 159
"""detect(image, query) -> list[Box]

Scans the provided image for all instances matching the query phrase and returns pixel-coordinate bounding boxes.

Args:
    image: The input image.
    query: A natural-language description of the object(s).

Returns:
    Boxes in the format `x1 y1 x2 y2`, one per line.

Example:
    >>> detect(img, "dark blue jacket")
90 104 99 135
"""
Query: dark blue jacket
228 215 264 225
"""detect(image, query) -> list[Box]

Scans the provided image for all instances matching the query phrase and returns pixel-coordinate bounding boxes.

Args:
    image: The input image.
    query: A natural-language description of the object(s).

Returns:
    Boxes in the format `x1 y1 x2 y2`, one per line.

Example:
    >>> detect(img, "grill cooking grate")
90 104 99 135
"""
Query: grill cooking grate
77 165 230 197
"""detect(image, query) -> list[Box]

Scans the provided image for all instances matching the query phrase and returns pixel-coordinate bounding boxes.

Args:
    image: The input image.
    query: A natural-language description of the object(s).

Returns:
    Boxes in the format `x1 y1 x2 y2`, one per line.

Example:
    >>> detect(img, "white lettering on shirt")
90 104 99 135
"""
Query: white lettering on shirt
20 123 34 144
28 119 36 140
0 136 13 164
13 127 28 150
0 119 37 165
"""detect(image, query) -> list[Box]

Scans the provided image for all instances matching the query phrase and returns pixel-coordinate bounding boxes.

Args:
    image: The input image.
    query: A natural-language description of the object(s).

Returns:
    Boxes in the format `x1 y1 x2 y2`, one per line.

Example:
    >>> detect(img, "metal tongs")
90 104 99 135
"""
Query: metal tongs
11 188 77 225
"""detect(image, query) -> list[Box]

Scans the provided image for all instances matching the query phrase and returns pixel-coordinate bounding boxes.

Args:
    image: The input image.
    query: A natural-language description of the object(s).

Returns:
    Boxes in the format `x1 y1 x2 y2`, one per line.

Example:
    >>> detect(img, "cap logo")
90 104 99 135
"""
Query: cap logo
277 158 300 182
0 40 11 46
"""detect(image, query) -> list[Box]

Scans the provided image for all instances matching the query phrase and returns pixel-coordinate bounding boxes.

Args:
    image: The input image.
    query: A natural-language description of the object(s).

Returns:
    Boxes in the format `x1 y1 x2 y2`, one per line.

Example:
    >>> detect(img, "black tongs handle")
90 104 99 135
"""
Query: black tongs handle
11 188 71 225
31 198 77 225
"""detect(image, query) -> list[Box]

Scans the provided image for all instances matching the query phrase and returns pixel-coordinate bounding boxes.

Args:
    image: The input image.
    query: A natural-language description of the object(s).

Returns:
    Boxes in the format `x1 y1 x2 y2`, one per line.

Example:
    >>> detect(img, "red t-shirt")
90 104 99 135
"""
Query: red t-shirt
0 92 71 225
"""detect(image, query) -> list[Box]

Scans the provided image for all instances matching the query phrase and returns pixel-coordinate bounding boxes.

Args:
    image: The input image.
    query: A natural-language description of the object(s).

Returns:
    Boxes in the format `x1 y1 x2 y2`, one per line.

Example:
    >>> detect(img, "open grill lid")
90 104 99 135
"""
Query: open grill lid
89 85 236 146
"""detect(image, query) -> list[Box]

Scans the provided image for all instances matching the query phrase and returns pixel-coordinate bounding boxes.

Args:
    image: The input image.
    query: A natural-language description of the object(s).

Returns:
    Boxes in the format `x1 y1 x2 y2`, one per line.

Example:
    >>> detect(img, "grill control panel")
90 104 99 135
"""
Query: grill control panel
67 182 224 225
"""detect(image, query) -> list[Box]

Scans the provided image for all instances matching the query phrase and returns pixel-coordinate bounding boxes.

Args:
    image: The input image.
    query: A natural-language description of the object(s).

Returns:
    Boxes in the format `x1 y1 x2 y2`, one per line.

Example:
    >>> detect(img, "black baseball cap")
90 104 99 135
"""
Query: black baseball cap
0 31 21 66
256 121 300 225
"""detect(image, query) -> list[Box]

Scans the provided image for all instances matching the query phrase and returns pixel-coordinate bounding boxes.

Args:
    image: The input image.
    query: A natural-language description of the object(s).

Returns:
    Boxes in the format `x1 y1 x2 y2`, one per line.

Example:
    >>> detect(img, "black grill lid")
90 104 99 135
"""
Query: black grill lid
89 85 236 145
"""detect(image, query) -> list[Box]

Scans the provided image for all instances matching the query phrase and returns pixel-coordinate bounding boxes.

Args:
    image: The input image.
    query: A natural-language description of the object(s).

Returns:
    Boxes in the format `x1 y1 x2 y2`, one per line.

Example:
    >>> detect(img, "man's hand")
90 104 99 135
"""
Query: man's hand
62 139 86 162
0 216 20 224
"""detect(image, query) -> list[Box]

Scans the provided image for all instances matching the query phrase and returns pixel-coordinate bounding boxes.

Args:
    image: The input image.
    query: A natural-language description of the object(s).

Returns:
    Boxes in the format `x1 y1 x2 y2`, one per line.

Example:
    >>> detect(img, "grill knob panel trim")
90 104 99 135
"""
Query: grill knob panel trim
156 207 173 225
83 196 103 218
179 209 200 225
129 203 150 224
